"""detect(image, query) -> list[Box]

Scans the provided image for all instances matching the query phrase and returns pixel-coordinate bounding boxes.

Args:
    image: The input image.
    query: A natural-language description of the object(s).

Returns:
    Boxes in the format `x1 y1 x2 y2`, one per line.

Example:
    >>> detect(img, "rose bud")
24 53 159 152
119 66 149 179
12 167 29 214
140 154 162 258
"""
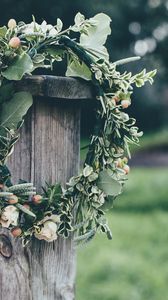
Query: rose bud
9 37 21 48
32 195 42 204
11 227 22 237
8 19 17 29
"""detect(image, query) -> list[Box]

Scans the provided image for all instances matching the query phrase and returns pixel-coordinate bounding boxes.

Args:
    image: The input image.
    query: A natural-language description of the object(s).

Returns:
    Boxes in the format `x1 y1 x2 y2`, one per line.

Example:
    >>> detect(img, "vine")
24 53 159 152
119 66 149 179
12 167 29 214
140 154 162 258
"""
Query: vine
0 13 156 245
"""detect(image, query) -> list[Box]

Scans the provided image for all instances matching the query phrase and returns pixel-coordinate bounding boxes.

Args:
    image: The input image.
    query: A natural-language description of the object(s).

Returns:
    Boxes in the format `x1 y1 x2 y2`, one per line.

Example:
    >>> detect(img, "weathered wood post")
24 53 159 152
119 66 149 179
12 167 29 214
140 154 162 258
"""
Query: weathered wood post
0 75 93 300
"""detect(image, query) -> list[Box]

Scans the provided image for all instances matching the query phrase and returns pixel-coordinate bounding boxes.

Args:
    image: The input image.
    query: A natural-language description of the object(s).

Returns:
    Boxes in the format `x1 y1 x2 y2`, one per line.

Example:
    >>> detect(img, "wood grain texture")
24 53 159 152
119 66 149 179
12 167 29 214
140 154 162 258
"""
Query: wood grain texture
15 75 94 99
0 76 83 299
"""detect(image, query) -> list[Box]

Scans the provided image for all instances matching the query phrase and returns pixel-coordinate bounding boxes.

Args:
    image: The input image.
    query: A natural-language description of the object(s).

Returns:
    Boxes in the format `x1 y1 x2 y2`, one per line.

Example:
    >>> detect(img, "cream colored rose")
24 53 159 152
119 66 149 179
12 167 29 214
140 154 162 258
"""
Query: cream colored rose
34 221 58 242
0 205 19 228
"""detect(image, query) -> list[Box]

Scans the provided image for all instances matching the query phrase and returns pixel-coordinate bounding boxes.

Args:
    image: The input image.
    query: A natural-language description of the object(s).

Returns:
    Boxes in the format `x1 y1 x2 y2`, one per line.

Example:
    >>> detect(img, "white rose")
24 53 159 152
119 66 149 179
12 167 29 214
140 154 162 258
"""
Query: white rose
35 221 58 242
0 205 19 228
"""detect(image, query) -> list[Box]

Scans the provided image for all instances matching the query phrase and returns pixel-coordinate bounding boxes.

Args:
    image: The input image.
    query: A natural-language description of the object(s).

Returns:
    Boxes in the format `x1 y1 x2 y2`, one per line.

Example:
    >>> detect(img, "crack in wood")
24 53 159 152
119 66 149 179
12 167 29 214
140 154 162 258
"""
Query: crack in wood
0 234 12 258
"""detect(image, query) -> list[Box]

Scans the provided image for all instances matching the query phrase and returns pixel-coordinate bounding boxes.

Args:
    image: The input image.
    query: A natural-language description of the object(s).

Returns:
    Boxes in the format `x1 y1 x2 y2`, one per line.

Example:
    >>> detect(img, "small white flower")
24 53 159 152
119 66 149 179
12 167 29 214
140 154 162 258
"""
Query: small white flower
34 220 58 242
22 22 40 35
0 205 19 228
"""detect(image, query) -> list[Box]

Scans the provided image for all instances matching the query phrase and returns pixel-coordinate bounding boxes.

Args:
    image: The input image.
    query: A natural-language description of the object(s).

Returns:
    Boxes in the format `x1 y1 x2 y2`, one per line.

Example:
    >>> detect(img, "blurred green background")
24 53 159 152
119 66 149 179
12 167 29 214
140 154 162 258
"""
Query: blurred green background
1 1 168 299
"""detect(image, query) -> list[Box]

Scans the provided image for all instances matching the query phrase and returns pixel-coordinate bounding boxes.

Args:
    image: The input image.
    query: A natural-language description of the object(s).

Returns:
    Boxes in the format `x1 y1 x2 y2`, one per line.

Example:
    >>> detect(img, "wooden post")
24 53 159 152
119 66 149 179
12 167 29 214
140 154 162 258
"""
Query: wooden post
0 76 93 300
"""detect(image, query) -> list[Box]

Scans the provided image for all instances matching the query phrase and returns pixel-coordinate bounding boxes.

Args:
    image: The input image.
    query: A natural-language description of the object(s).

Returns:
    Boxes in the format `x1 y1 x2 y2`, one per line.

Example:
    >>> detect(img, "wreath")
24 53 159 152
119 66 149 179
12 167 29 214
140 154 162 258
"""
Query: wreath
0 13 156 246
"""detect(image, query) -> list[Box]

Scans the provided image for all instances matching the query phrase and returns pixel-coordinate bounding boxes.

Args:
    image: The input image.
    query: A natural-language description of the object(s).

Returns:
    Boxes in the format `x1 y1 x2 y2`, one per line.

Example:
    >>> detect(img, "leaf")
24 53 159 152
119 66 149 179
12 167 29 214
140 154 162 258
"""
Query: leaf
83 165 93 177
80 13 111 60
0 26 7 37
66 58 92 81
0 91 33 129
88 172 98 182
16 203 36 218
97 170 122 196
101 195 115 211
56 18 63 32
0 83 14 104
74 12 85 26
2 53 33 80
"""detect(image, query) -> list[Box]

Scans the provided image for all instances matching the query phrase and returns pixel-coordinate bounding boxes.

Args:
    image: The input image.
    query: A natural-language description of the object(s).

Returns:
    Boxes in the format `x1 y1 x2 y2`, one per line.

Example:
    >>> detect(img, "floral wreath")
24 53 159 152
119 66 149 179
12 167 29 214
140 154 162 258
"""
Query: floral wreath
0 13 156 246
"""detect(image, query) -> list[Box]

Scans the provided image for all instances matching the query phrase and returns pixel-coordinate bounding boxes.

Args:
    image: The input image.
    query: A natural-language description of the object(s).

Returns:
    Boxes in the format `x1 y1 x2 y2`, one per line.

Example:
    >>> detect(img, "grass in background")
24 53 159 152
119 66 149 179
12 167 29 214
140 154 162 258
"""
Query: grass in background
77 168 168 300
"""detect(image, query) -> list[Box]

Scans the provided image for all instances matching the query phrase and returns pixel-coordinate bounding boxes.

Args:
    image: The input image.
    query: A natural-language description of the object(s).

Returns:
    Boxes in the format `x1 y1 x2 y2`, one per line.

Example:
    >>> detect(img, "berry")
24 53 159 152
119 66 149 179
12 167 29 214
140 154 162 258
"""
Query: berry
8 195 18 204
121 100 130 109
23 203 30 210
11 227 22 237
0 184 4 190
8 19 17 29
32 195 42 204
9 37 21 48
124 165 130 174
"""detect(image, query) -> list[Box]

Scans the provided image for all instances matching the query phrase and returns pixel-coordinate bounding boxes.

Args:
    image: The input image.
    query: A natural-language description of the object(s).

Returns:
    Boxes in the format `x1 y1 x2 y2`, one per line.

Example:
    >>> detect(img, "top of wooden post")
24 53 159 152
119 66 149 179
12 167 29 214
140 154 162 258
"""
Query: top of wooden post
15 75 94 99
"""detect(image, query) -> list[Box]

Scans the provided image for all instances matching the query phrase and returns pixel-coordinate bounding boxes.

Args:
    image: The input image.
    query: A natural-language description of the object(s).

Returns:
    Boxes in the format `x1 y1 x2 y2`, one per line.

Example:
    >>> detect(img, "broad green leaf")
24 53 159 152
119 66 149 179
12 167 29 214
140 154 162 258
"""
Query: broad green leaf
0 91 33 129
2 53 33 80
66 58 92 81
0 83 14 104
80 13 111 60
97 170 122 196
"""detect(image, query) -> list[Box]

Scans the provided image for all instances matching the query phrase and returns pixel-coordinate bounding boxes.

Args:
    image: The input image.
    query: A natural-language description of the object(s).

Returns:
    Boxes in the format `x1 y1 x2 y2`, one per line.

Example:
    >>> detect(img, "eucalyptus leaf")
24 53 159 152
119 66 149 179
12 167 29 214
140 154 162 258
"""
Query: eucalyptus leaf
2 53 34 80
0 91 33 129
97 170 122 196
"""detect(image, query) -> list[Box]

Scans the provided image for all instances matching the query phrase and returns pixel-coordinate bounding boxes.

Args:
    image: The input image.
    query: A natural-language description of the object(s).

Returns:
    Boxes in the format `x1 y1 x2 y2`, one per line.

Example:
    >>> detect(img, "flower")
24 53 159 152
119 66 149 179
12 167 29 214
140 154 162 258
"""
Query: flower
34 220 58 242
0 205 19 228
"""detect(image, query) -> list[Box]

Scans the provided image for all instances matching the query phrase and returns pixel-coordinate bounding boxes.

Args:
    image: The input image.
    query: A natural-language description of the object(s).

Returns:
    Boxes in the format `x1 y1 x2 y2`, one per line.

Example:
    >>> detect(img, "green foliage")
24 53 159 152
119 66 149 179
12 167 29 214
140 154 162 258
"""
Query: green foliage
0 91 33 128
97 170 122 196
2 53 33 80
0 13 156 244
